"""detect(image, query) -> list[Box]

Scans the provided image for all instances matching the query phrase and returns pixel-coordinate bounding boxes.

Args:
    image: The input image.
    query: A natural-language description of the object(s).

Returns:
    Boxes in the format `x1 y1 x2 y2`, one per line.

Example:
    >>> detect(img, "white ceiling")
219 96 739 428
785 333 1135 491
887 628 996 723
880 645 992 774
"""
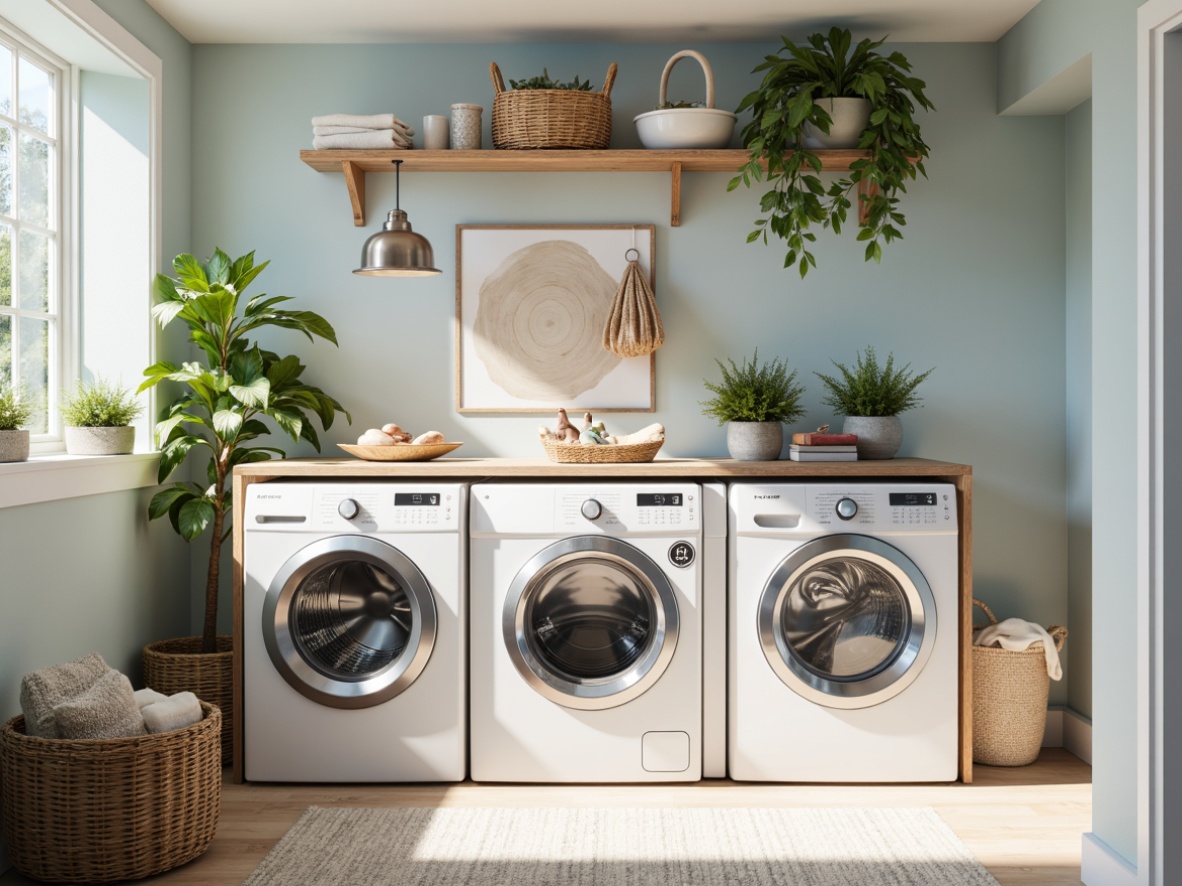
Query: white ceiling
143 0 1041 44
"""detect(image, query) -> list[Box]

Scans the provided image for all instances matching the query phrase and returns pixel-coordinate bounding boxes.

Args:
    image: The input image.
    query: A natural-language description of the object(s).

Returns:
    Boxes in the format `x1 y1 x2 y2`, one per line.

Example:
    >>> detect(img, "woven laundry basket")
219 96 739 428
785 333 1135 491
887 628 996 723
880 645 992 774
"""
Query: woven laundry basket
143 634 233 765
972 599 1067 767
0 702 222 883
491 61 617 149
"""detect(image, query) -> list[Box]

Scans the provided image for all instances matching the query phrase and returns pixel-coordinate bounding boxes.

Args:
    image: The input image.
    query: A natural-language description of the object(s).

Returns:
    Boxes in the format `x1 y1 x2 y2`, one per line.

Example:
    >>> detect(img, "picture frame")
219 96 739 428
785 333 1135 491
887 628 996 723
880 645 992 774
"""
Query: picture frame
455 223 656 413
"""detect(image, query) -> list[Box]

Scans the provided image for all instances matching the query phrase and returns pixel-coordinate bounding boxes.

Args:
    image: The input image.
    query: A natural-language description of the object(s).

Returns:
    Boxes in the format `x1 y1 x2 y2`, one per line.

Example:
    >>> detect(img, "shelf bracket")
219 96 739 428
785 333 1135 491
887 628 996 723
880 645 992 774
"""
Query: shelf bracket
341 161 366 227
670 161 683 227
857 177 879 226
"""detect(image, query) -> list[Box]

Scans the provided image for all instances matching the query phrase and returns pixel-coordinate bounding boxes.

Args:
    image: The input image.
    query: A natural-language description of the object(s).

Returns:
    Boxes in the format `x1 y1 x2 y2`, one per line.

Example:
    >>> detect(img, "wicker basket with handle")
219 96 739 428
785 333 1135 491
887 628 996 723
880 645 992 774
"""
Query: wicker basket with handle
971 599 1068 767
0 702 222 883
491 61 617 149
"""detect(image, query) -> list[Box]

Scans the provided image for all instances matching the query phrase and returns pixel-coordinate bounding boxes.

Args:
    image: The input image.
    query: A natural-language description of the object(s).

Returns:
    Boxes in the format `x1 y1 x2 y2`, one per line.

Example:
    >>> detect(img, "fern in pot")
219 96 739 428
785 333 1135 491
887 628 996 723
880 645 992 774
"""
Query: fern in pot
0 379 35 462
814 345 933 459
138 248 350 764
61 376 142 455
701 350 805 460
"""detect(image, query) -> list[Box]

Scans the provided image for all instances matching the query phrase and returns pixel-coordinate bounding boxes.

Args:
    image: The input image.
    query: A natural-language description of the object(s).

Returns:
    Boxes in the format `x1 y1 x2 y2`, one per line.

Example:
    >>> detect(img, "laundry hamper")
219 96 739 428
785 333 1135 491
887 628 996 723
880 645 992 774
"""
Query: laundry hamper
0 702 222 883
972 599 1067 767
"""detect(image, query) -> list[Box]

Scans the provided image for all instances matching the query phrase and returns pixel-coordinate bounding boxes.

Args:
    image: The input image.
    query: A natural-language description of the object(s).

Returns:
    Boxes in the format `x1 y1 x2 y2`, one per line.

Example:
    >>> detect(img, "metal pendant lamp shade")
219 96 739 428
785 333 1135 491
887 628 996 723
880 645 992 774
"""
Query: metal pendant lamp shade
354 159 441 277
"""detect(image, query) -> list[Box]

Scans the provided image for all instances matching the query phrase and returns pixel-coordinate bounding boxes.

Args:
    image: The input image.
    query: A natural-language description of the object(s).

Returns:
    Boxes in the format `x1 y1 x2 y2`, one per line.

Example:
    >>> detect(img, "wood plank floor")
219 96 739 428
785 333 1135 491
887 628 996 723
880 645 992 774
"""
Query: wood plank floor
0 749 1090 885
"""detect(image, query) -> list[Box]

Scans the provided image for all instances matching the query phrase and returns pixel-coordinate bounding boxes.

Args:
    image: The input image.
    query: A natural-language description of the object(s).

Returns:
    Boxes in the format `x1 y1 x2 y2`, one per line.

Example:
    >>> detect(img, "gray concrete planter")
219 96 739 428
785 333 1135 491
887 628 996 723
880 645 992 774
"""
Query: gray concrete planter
842 415 903 459
726 421 783 461
65 425 135 455
0 428 30 462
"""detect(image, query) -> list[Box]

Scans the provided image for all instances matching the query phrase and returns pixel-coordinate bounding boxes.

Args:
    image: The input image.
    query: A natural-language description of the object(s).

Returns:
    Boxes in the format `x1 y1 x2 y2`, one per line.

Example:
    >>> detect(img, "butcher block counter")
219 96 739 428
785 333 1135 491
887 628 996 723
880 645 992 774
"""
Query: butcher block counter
231 457 972 783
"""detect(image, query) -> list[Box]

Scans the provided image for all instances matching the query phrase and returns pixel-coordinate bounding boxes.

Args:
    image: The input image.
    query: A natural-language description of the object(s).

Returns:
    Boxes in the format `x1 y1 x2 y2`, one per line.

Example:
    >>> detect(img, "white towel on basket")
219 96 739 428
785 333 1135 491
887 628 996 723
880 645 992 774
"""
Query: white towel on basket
311 113 414 136
312 129 412 150
973 617 1063 680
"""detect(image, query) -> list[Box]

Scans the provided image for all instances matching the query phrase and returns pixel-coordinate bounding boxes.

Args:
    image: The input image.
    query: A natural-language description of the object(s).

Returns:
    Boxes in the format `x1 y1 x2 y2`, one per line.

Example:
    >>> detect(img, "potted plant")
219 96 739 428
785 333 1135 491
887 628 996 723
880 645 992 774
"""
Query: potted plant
814 345 934 459
634 50 737 149
490 61 617 149
701 349 805 460
0 379 34 462
728 27 934 277
138 248 350 764
61 377 142 455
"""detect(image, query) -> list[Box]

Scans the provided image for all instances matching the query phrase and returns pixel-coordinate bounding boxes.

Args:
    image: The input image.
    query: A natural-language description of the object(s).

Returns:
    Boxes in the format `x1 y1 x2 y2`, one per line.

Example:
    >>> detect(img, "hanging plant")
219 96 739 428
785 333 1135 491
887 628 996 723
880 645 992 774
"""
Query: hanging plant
728 27 934 277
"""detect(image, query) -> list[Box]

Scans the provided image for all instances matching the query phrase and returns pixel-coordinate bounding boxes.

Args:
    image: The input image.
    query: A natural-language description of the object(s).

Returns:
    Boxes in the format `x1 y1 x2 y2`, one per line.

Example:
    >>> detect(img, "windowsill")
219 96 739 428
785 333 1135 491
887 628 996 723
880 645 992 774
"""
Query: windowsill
0 452 160 509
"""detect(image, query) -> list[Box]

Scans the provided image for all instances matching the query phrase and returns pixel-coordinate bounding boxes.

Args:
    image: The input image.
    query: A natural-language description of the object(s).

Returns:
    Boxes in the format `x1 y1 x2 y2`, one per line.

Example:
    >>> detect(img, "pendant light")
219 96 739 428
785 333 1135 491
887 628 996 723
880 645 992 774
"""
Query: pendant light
353 159 441 277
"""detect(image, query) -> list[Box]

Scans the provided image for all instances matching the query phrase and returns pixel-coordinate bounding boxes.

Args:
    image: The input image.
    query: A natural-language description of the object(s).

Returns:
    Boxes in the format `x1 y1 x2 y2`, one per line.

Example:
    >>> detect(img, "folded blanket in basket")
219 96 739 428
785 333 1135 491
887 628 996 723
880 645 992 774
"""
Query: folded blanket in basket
52 669 146 740
19 652 110 738
973 617 1063 680
311 113 414 136
312 129 412 150
134 687 169 709
141 691 203 734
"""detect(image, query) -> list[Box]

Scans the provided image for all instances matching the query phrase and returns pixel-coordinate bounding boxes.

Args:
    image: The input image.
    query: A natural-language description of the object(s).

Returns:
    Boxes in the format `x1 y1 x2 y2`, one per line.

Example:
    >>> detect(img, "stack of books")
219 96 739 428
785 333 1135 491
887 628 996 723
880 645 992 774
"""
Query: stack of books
788 431 858 461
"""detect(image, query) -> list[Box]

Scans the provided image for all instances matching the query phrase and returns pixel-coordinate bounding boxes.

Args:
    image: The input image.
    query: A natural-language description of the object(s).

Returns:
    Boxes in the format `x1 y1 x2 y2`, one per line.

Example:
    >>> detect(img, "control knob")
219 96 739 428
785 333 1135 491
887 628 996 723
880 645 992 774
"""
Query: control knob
337 498 360 520
835 497 858 521
580 499 603 521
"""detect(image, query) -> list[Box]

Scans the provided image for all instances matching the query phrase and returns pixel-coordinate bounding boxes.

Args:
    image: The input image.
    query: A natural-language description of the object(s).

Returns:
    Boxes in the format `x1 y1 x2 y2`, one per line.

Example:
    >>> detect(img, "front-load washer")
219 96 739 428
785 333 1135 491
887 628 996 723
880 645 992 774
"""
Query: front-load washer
243 481 466 782
469 482 704 783
728 482 959 782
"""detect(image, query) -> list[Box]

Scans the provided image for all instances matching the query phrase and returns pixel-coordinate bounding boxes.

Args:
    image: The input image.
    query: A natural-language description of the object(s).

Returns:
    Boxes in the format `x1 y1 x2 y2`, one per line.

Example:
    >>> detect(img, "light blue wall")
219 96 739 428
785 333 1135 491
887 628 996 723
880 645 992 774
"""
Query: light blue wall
999 0 1141 867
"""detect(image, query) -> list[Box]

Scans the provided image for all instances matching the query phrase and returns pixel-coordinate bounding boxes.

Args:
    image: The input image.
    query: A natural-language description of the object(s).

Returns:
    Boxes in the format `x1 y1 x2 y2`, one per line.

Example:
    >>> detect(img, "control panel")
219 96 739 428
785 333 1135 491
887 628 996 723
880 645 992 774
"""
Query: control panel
804 485 955 532
315 487 458 531
555 485 700 532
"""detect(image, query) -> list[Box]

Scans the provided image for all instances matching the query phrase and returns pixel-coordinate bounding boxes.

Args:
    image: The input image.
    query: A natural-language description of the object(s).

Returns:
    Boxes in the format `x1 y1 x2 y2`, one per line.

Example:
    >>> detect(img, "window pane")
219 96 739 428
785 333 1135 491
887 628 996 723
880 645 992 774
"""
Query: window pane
0 123 11 216
0 45 11 119
20 315 46 433
0 224 9 307
0 313 10 384
19 228 49 311
18 57 51 135
18 131 49 227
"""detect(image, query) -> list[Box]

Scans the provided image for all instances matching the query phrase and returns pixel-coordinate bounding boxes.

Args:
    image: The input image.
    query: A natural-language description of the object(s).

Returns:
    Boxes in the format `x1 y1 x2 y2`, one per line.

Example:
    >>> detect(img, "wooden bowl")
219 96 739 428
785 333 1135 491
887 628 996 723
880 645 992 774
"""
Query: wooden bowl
337 442 463 462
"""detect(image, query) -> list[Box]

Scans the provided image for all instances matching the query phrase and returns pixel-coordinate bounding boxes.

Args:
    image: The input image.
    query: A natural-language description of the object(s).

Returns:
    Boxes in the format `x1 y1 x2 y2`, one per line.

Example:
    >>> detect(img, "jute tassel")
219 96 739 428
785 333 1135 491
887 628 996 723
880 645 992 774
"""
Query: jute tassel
603 249 664 357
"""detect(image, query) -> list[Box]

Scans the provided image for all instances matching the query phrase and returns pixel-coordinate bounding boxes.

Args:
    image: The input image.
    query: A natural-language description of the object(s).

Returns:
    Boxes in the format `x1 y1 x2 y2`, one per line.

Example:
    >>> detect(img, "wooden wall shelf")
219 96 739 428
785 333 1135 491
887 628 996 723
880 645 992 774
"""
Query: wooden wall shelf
299 148 872 227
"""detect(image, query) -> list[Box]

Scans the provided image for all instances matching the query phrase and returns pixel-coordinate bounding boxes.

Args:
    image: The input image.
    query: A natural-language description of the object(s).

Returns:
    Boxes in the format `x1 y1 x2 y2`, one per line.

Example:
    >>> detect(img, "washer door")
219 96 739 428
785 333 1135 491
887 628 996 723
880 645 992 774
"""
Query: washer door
263 535 437 709
504 536 679 711
757 535 935 710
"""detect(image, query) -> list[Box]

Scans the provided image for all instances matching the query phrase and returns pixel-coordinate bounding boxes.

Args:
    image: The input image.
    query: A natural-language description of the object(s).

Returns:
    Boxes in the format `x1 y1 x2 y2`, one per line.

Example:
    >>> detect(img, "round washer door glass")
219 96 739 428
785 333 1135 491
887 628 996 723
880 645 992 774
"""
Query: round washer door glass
504 536 679 711
758 535 935 709
263 535 437 709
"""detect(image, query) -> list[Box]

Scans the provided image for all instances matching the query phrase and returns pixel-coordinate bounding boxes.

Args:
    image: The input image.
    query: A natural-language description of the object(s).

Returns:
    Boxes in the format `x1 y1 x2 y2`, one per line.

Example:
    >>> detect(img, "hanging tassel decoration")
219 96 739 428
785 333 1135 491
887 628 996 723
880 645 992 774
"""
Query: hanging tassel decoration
603 248 665 357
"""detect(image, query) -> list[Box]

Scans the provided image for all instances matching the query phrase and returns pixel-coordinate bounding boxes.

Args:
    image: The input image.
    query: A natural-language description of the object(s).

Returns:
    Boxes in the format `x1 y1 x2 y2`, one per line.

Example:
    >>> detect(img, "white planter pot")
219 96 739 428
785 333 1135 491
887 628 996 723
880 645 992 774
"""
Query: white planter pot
842 415 903 460
726 421 783 461
634 50 736 149
802 97 873 149
65 425 135 455
0 428 29 462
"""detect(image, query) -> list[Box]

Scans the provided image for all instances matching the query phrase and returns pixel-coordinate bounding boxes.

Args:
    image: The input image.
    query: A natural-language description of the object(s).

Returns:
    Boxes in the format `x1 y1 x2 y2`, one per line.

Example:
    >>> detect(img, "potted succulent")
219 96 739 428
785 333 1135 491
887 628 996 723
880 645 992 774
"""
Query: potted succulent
61 377 142 455
814 345 934 459
0 379 35 462
138 248 350 764
701 349 805 460
728 27 935 276
634 50 737 149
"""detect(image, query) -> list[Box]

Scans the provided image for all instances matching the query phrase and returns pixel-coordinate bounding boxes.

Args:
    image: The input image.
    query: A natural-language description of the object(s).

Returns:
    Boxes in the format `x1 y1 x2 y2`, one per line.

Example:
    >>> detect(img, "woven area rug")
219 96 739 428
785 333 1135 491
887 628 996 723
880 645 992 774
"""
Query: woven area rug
242 806 1000 885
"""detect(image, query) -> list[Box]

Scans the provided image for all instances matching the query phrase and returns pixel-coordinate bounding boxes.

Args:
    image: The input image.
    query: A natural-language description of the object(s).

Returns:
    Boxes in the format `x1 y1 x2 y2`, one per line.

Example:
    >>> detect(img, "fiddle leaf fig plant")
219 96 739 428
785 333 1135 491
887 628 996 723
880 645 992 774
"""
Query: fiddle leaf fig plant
728 27 934 277
140 249 350 653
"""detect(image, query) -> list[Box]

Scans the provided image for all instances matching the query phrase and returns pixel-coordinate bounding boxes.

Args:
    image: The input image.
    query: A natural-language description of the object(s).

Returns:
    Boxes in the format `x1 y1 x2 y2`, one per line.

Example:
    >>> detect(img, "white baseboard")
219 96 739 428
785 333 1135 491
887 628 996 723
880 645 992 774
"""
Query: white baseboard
1042 706 1093 764
1081 832 1139 886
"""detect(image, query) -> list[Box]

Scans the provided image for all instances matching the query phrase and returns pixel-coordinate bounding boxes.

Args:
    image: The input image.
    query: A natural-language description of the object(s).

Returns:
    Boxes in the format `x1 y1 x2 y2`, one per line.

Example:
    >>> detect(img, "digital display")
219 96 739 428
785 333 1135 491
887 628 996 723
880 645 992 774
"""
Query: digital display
889 492 937 507
394 492 440 507
637 493 683 507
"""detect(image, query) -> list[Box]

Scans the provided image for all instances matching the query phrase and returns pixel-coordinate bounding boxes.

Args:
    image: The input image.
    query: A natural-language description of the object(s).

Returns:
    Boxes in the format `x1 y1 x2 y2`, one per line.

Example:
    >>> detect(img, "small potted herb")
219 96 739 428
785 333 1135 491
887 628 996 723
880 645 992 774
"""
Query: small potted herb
701 349 805 460
61 377 142 455
814 346 934 458
0 379 35 462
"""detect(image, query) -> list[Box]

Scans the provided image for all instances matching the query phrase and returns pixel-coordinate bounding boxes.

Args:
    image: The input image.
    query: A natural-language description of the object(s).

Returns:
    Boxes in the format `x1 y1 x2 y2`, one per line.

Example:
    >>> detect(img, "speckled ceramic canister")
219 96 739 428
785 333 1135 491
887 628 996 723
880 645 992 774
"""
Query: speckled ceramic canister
842 414 903 459
450 104 483 150
0 428 29 462
726 421 783 461
65 425 135 455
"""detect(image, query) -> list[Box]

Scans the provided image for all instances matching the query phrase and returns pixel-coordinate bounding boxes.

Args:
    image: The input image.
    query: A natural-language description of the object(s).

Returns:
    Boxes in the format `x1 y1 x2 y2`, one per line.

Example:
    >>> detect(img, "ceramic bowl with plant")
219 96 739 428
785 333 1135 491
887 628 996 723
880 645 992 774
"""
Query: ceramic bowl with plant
729 27 934 277
701 349 805 460
814 345 934 459
61 376 143 455
634 50 736 149
0 379 35 462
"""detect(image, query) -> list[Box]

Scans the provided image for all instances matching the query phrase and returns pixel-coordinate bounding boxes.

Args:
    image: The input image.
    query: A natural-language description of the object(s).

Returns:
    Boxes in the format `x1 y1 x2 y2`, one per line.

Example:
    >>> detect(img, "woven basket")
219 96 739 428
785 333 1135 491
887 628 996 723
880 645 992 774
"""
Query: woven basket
972 599 1067 767
491 61 617 149
540 434 663 464
0 703 221 883
144 635 233 765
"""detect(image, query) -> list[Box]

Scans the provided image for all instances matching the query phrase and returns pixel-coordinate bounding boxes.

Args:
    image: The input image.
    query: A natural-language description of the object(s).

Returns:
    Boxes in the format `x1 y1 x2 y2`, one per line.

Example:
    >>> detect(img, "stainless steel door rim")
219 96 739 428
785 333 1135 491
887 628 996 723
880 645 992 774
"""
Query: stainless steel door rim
757 534 935 710
263 535 437 709
504 535 680 711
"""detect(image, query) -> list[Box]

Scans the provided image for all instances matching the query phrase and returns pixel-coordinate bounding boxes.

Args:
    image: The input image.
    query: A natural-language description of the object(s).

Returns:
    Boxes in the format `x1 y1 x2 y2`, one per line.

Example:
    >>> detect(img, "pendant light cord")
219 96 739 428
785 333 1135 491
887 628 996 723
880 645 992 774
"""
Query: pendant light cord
393 159 402 213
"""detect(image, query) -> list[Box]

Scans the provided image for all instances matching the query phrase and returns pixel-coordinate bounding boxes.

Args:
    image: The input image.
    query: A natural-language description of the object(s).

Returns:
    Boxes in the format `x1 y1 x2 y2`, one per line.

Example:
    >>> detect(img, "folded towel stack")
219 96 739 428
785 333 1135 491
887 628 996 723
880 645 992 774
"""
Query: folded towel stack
141 690 203 734
311 113 415 150
52 670 146 740
19 652 110 738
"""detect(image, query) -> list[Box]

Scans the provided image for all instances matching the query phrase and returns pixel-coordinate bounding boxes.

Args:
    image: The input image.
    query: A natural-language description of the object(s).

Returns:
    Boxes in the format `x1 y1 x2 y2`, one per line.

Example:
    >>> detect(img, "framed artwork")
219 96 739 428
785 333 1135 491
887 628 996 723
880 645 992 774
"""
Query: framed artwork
456 224 656 413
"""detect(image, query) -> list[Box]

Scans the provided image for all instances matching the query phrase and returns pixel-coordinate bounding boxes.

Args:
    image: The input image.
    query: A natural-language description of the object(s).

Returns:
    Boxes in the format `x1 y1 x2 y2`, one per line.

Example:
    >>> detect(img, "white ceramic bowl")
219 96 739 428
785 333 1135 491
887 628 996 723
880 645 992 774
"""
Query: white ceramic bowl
633 107 737 149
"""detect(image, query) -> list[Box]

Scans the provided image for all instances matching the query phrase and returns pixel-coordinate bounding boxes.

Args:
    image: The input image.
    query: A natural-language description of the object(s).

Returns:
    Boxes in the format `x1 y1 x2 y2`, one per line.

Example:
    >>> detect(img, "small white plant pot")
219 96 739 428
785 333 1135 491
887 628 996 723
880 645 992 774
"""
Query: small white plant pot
802 97 873 149
842 415 903 459
634 50 737 149
0 428 30 462
65 425 135 456
726 421 783 461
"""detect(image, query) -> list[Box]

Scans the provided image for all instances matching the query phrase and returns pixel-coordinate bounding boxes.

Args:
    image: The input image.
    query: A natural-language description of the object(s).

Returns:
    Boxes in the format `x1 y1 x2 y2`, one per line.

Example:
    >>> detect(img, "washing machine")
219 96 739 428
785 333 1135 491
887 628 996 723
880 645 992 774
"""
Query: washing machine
728 482 959 782
243 481 466 782
469 482 716 783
